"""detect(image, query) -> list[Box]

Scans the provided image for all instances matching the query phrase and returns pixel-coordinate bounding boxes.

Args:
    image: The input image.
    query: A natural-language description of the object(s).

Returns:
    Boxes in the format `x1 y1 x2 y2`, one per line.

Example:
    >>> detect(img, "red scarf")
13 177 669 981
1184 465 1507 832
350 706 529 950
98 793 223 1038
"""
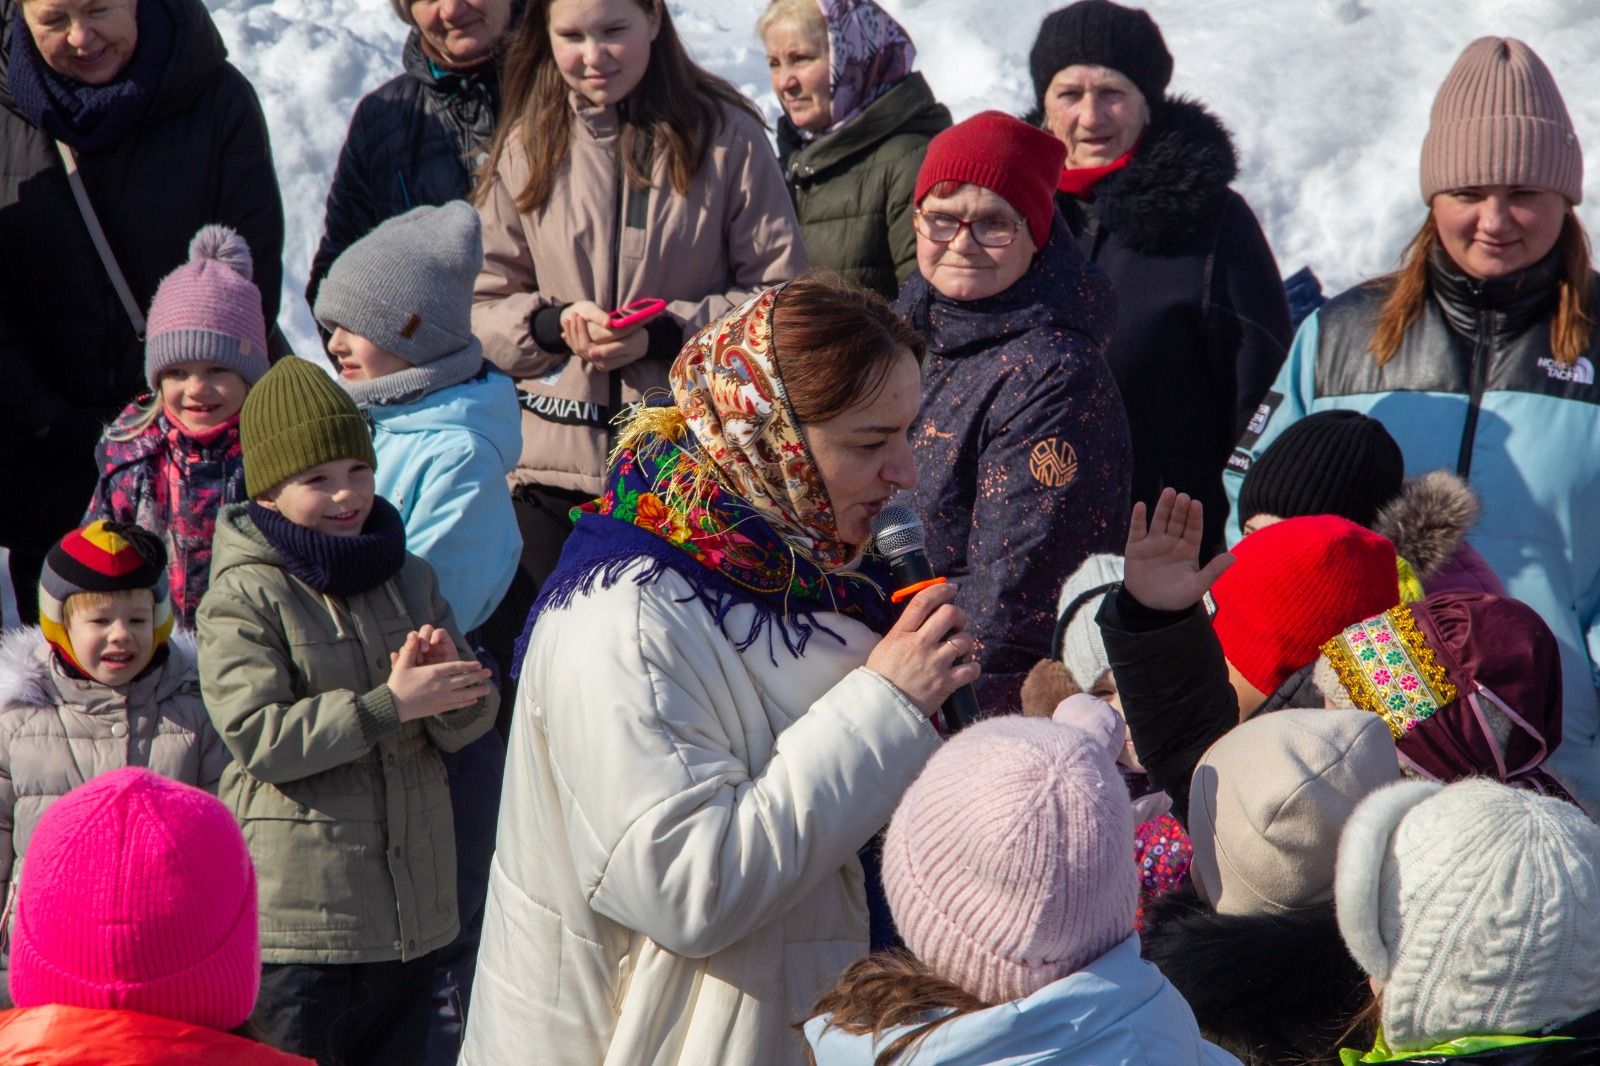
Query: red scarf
1057 143 1138 200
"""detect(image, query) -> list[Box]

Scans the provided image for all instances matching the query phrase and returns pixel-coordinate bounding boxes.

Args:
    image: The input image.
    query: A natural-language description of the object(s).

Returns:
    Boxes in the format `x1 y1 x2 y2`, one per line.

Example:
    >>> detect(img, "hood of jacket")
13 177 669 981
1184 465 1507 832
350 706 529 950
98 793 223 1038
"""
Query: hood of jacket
777 71 951 179
0 626 198 711
1142 889 1370 1065
208 501 284 584
0 0 226 123
806 936 1235 1065
368 368 522 475
896 212 1114 361
0 1004 314 1065
1372 470 1481 584
1076 96 1239 254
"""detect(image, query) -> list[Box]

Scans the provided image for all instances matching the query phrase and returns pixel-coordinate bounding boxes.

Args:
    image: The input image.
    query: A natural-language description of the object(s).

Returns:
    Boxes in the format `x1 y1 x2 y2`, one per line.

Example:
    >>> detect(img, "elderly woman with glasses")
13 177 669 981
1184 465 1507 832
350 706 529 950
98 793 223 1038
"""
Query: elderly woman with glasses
895 111 1132 715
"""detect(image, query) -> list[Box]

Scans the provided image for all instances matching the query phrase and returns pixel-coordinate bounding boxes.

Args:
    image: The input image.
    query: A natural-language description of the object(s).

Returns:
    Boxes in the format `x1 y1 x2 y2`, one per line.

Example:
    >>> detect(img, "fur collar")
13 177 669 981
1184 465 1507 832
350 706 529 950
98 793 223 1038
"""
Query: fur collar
1078 96 1240 253
1142 889 1370 1065
0 627 198 709
1373 471 1480 582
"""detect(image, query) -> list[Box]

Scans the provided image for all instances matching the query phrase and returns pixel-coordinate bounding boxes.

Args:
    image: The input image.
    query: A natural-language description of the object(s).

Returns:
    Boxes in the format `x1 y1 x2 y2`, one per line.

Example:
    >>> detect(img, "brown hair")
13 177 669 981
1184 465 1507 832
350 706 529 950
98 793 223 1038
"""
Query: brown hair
1368 209 1595 367
801 951 991 1066
771 274 925 423
480 0 765 214
62 588 153 626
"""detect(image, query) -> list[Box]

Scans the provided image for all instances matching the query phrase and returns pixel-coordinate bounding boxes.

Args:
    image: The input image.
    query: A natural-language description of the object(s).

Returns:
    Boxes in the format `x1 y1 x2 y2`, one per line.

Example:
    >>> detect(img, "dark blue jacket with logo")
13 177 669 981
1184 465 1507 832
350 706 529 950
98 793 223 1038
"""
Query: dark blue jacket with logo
896 216 1132 715
1224 250 1600 808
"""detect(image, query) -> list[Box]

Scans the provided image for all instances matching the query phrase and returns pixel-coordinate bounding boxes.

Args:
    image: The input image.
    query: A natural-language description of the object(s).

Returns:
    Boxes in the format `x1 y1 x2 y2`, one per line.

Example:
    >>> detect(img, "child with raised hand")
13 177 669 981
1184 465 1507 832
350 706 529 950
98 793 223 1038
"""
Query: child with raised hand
803 714 1240 1065
196 356 498 1065
84 225 271 630
318 200 521 640
0 768 312 1064
0 520 228 920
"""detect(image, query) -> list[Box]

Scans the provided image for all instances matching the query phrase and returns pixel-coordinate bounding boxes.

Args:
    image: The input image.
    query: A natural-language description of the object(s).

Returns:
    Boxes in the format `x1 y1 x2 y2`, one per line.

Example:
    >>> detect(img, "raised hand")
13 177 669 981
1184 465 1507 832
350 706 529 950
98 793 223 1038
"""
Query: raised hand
1123 488 1235 613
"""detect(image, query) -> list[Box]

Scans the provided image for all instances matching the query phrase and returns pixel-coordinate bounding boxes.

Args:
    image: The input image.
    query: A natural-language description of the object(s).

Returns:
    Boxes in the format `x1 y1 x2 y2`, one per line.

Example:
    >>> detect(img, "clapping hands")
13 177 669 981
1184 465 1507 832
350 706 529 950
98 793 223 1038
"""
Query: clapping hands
388 625 493 722
1123 489 1235 612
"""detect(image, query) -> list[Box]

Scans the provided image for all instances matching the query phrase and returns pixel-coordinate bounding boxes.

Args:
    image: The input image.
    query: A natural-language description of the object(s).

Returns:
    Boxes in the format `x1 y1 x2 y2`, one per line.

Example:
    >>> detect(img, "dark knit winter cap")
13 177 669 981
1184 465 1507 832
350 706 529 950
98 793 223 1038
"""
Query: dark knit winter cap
1028 0 1173 109
241 356 377 498
38 521 173 672
915 111 1066 248
1239 411 1406 529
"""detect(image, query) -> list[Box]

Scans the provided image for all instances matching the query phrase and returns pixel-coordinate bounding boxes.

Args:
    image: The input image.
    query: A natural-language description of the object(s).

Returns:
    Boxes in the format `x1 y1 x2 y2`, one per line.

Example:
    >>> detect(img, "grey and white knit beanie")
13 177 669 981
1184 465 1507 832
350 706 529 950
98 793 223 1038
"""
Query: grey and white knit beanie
316 201 485 405
1054 553 1123 692
1335 778 1600 1052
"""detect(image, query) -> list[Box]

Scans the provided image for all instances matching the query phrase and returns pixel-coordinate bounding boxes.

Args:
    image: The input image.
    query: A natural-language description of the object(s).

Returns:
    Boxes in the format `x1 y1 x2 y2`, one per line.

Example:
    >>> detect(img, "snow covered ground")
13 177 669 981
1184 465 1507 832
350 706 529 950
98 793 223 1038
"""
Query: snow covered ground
207 0 1600 358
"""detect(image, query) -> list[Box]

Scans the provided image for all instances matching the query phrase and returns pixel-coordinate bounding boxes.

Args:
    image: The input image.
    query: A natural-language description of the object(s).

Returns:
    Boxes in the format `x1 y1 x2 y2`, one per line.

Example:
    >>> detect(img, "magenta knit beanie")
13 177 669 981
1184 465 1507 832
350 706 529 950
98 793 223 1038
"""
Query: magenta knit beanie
144 225 271 390
9 768 261 1031
1420 37 1582 204
914 111 1067 248
883 717 1137 1004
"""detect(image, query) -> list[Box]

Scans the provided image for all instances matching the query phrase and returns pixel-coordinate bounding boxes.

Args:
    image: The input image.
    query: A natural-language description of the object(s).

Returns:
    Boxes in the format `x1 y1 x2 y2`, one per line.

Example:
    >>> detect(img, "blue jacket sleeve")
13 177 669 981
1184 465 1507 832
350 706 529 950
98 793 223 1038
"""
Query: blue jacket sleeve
1221 308 1322 546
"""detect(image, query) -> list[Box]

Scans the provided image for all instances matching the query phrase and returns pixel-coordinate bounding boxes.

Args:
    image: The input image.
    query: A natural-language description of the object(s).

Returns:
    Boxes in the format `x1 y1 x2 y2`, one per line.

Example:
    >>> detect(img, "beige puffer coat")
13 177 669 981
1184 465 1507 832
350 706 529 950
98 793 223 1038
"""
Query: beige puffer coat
473 94 807 496
0 628 227 910
196 504 497 965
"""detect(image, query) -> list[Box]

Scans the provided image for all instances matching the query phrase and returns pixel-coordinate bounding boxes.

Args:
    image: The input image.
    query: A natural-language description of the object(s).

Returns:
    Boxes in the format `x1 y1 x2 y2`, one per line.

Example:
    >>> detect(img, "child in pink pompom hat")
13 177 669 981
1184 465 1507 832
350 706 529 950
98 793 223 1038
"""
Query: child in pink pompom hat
802 716 1240 1064
0 767 311 1065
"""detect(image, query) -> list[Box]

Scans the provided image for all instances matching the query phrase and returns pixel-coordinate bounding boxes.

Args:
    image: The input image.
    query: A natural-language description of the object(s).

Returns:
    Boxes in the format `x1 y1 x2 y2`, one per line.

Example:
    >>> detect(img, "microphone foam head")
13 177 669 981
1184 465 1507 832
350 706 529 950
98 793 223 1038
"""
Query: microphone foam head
871 504 925 560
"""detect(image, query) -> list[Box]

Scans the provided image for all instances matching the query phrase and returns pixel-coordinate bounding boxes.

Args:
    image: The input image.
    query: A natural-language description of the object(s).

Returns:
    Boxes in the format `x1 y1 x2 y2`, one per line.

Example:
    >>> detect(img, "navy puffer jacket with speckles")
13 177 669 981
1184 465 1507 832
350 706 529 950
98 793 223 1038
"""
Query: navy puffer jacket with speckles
896 214 1132 715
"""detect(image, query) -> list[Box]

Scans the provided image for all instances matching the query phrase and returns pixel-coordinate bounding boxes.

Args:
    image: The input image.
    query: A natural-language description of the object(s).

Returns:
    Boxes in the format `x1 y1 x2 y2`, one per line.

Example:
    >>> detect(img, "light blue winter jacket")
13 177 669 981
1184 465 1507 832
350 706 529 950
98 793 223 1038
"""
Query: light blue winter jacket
803 936 1241 1065
1223 263 1600 808
369 367 522 632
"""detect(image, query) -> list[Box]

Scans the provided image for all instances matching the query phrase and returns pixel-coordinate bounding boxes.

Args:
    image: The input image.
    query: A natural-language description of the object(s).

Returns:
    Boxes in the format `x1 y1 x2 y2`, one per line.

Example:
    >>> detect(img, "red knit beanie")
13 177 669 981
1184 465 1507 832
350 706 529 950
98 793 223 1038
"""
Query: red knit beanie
1212 515 1399 696
914 110 1067 249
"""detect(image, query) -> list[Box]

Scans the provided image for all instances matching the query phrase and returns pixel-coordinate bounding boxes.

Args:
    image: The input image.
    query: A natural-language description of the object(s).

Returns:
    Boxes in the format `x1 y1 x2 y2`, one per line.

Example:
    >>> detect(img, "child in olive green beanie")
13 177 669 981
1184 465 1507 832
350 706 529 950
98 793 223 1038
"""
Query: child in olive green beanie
195 356 498 1064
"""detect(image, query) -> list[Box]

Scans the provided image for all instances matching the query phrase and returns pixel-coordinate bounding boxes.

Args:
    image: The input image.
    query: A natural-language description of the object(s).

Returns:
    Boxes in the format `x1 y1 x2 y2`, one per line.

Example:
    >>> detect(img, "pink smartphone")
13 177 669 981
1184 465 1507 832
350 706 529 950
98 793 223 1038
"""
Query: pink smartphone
607 298 667 330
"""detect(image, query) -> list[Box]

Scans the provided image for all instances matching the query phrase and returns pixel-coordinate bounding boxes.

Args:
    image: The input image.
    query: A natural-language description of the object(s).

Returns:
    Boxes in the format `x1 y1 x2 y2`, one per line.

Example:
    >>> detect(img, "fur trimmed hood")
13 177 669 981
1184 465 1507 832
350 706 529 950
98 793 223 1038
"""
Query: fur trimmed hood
1373 470 1479 582
1142 889 1370 1065
1076 96 1240 253
0 627 198 709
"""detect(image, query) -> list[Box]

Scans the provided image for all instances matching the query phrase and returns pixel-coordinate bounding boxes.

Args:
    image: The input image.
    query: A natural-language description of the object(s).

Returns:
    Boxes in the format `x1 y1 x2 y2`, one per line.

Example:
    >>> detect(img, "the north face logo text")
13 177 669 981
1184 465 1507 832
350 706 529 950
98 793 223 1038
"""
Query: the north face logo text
1538 356 1595 385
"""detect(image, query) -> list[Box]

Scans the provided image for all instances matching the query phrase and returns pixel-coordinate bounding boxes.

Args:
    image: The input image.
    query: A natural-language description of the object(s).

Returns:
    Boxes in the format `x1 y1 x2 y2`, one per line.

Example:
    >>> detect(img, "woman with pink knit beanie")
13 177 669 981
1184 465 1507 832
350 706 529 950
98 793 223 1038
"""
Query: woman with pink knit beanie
1223 36 1600 812
803 716 1240 1064
0 768 311 1065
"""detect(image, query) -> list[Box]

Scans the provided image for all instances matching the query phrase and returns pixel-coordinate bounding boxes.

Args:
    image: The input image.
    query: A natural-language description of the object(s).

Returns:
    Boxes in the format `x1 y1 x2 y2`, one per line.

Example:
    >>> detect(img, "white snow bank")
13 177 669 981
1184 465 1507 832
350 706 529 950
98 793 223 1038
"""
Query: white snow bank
202 0 1600 357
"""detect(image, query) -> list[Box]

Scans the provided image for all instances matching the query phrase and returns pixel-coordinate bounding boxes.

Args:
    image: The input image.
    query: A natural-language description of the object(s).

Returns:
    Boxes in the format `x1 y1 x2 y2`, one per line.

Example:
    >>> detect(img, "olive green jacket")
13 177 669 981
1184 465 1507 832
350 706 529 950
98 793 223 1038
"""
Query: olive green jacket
777 73 951 299
196 504 497 964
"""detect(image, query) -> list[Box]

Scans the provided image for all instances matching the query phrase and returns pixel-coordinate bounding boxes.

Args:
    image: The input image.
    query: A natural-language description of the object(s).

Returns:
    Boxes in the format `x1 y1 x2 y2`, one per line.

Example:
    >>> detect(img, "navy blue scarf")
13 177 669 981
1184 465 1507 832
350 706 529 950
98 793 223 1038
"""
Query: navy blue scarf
248 497 408 598
8 0 174 151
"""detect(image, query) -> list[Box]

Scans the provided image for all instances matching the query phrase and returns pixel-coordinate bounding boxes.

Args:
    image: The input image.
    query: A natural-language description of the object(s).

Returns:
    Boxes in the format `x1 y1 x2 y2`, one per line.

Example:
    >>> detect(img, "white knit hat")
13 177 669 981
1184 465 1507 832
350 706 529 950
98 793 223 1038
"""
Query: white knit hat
1188 708 1399 916
1054 553 1123 691
1335 779 1600 1052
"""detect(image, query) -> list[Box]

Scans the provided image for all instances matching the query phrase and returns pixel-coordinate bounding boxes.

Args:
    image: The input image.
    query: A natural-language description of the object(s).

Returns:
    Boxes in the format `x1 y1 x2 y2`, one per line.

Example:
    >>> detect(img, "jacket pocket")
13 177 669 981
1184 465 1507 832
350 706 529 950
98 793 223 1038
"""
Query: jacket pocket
243 814 370 934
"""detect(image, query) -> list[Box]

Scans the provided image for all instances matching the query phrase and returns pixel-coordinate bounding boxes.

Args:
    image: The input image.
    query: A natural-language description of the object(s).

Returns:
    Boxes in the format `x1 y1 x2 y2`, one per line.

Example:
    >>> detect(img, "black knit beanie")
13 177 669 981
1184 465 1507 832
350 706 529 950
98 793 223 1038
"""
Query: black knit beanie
1239 410 1406 529
1029 0 1173 110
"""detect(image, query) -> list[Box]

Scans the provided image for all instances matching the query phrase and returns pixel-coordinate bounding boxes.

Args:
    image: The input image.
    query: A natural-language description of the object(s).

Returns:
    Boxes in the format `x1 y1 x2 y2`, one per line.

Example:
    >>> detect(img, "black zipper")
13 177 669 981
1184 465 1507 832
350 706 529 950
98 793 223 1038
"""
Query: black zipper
1454 301 1494 480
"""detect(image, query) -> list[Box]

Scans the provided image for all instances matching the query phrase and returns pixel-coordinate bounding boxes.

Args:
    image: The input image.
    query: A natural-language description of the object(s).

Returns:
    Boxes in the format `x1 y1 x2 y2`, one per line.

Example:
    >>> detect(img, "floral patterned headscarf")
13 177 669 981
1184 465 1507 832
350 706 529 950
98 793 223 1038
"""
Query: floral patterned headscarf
670 285 854 569
819 0 917 134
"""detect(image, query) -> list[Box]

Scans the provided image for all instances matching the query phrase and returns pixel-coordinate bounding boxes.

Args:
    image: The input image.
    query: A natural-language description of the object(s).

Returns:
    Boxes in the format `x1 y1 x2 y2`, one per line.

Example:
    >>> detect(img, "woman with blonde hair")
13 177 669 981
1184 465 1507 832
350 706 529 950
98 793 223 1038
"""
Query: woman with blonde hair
1225 37 1600 809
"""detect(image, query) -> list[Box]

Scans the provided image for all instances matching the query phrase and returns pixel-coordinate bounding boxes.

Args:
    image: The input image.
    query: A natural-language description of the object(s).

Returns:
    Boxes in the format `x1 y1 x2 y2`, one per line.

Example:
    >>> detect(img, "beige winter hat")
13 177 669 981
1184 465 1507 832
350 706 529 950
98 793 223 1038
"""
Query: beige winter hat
1420 37 1582 204
1188 709 1399 916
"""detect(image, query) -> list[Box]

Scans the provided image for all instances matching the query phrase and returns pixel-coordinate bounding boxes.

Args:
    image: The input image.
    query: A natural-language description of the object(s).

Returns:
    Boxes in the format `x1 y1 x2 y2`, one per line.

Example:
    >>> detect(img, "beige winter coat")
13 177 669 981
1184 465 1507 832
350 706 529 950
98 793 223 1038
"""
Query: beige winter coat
0 629 227 910
197 504 497 965
459 561 942 1066
473 95 807 495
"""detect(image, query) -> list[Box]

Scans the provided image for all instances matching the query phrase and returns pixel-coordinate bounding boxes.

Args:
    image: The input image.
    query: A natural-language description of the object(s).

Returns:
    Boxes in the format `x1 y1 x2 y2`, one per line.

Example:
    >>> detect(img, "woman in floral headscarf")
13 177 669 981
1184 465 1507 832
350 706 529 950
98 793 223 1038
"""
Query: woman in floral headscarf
461 277 978 1066
759 0 950 297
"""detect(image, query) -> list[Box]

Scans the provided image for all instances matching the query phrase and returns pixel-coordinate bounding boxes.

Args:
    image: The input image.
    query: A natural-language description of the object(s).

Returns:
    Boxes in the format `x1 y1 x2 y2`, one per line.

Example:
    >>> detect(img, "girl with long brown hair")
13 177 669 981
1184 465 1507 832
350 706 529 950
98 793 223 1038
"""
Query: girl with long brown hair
802 712 1239 1065
471 0 806 646
1222 37 1600 812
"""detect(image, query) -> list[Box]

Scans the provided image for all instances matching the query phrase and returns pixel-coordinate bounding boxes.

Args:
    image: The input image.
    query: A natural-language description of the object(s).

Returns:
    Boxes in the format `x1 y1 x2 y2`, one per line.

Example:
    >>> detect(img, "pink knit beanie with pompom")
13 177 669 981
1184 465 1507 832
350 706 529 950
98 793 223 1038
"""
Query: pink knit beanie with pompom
143 225 271 389
883 716 1137 1004
8 767 261 1031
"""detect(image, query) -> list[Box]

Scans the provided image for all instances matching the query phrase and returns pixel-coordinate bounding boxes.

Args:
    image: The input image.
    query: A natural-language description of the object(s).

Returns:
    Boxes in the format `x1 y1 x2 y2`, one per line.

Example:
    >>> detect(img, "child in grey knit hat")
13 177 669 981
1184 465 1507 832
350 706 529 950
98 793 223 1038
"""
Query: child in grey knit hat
315 201 522 636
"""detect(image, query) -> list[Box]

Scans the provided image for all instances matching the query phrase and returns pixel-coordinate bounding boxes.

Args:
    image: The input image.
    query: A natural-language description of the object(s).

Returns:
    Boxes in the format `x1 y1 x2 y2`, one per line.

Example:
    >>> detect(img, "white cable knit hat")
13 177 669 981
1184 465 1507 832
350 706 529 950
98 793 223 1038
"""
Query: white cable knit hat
1335 778 1600 1052
1054 553 1123 691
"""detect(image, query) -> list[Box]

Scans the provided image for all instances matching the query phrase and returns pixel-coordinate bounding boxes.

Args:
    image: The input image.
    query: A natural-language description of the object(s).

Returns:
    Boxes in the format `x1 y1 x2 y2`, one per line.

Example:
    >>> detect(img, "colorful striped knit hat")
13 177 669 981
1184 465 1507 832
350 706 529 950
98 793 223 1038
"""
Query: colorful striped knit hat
38 521 173 673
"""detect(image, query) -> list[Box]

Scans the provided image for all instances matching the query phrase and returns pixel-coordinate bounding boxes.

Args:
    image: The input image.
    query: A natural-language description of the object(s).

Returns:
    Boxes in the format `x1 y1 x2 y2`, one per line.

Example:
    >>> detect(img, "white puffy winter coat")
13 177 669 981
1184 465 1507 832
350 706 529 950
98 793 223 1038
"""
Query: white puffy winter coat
460 561 942 1066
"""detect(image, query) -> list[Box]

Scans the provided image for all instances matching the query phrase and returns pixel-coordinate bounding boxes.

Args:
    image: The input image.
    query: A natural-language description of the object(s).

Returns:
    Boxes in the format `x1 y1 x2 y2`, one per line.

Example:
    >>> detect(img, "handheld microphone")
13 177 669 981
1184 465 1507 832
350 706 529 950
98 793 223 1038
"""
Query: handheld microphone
870 504 981 734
